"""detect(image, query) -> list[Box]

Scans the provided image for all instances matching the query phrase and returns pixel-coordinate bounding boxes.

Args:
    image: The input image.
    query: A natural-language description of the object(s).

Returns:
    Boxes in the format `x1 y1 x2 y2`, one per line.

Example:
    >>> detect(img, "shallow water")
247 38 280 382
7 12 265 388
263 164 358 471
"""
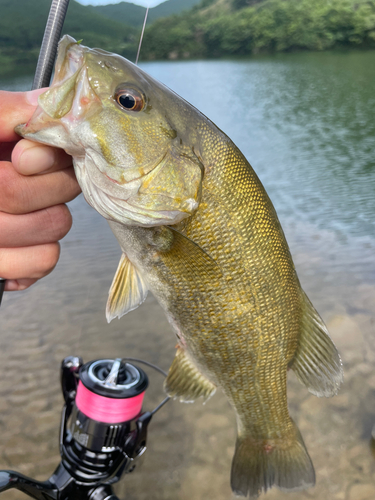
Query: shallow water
1 50 375 500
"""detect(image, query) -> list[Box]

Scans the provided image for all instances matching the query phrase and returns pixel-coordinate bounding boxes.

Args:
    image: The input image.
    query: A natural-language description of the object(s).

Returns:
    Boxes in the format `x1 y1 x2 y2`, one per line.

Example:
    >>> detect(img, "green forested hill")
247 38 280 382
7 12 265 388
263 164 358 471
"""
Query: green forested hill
92 0 202 27
1 0 375 79
0 0 137 78
142 0 375 59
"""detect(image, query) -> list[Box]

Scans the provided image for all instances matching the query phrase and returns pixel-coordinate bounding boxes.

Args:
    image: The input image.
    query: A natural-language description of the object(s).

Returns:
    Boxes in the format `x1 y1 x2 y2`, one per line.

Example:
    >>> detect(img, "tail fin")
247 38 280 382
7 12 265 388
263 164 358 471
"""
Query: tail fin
230 421 315 498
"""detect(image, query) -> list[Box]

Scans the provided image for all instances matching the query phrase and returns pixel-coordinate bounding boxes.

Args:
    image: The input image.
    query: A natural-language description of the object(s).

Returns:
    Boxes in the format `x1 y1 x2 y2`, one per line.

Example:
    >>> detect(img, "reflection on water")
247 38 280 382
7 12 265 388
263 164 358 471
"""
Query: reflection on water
1 51 375 500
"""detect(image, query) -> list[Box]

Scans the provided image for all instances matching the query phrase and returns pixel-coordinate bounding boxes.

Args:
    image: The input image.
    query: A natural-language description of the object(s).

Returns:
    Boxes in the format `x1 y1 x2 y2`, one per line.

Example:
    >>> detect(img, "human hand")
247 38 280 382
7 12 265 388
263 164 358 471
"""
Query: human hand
0 89 81 291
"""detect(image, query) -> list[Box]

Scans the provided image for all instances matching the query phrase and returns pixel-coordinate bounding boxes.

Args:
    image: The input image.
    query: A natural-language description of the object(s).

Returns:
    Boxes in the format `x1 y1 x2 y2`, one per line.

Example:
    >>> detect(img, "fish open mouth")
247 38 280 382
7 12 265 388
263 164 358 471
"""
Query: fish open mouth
16 37 99 144
36 38 100 126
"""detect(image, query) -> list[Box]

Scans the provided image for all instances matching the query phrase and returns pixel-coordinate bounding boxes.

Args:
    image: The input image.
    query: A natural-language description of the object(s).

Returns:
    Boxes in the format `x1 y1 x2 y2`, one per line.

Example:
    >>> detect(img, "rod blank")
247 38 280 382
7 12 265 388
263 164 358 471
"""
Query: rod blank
32 0 71 90
0 279 5 306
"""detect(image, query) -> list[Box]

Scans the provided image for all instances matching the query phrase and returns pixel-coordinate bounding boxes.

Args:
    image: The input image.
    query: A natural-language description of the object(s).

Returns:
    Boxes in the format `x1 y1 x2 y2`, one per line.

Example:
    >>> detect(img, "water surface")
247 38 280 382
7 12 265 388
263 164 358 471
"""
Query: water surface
1 51 375 500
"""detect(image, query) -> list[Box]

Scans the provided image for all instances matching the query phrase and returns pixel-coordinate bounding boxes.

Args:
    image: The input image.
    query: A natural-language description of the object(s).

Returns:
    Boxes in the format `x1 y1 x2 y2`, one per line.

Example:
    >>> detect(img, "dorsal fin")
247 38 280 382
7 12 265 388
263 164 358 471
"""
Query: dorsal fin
106 253 148 323
290 291 343 397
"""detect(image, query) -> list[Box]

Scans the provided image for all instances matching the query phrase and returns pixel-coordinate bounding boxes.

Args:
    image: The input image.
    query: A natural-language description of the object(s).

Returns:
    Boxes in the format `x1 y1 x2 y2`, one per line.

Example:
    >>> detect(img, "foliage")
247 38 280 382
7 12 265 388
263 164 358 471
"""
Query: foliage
1 0 375 79
232 0 264 9
141 0 375 60
0 0 138 78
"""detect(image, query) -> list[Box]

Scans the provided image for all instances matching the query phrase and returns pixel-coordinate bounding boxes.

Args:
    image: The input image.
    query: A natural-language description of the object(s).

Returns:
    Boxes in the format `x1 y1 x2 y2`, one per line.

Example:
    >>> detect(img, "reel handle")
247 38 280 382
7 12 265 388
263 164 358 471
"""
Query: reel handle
0 471 56 500
0 469 119 500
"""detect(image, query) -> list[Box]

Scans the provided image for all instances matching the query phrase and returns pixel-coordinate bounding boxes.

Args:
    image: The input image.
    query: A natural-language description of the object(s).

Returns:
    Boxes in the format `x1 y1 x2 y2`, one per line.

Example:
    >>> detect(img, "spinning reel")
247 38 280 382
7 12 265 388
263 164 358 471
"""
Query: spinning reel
0 356 169 500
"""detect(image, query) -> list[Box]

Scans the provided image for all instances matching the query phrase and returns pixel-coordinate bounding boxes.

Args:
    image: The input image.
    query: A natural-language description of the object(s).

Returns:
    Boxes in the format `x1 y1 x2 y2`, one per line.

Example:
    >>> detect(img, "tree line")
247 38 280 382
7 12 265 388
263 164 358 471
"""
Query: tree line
141 0 375 60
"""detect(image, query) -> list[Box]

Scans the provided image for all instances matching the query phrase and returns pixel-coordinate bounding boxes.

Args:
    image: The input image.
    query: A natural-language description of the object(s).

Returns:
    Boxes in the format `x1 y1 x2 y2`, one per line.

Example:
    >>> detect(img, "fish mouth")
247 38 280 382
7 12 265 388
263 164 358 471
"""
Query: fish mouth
16 36 100 151
37 37 100 124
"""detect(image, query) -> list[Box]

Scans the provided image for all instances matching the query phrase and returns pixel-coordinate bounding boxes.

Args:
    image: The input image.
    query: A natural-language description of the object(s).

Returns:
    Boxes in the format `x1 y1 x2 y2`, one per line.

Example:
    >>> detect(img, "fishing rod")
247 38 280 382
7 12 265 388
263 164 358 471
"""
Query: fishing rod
0 279 5 306
32 0 71 90
0 0 70 308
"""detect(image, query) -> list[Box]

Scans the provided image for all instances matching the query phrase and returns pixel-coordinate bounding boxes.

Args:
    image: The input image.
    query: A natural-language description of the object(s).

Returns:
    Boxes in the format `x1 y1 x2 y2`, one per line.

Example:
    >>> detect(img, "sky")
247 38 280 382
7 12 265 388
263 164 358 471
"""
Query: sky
77 0 165 6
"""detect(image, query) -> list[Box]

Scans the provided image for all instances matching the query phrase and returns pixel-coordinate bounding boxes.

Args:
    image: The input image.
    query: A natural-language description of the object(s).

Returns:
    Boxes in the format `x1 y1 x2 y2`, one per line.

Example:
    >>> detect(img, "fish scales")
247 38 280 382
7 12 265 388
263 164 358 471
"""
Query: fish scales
152 123 300 435
16 35 343 499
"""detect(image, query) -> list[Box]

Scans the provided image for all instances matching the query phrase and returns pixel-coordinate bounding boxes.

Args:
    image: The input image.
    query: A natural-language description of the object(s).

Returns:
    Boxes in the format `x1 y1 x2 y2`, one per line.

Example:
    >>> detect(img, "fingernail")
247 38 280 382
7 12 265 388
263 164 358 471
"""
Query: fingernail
25 88 48 106
19 145 55 175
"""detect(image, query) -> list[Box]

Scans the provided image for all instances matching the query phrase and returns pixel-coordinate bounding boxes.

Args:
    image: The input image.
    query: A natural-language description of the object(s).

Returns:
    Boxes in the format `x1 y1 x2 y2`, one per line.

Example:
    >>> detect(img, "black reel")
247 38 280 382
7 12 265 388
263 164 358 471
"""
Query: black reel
0 356 168 500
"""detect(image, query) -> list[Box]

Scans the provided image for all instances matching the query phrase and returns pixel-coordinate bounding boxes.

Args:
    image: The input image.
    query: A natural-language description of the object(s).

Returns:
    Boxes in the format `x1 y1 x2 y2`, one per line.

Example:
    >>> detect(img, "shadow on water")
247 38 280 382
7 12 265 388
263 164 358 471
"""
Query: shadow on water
1 50 375 499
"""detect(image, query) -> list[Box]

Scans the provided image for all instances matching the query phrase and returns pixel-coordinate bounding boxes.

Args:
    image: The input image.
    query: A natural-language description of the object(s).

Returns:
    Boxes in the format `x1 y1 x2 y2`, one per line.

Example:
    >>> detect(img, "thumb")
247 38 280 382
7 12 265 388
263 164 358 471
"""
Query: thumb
0 89 47 142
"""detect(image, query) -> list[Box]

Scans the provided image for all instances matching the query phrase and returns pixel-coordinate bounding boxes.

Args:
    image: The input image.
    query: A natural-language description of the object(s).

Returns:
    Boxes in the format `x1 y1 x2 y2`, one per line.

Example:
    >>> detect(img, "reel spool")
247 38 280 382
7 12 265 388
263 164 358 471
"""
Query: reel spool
61 357 150 483
71 358 148 451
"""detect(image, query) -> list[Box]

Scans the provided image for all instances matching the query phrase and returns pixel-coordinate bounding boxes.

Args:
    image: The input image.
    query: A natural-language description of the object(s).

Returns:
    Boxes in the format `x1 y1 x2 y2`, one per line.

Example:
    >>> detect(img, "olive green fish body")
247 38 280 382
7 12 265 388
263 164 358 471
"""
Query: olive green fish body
16 36 343 498
108 126 315 496
112 121 297 415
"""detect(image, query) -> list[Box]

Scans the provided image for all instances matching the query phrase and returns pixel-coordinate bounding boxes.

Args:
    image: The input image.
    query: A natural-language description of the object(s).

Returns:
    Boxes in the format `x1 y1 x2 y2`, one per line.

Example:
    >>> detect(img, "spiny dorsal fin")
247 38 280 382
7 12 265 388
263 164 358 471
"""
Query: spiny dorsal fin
106 253 148 323
290 291 343 397
164 347 216 403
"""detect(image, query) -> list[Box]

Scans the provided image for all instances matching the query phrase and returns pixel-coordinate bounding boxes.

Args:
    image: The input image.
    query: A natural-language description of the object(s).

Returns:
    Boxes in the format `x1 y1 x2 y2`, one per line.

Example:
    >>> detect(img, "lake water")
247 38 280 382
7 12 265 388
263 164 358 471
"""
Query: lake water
1 50 375 500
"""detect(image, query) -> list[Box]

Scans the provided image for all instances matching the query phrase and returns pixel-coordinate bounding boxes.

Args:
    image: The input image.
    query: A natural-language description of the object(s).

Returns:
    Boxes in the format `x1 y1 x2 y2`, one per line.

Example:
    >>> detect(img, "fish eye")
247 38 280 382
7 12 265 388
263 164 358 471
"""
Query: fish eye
115 88 144 111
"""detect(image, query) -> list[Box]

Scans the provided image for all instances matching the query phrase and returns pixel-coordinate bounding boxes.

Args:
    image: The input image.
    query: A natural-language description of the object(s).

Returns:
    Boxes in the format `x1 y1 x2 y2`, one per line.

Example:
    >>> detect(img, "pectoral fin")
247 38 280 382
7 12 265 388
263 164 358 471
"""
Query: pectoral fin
165 347 216 403
290 291 343 397
159 226 223 283
106 253 148 323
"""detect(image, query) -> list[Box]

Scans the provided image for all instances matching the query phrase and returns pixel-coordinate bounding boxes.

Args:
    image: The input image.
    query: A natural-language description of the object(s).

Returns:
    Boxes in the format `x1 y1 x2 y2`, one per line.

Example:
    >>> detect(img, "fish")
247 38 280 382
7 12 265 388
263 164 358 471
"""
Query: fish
16 35 343 498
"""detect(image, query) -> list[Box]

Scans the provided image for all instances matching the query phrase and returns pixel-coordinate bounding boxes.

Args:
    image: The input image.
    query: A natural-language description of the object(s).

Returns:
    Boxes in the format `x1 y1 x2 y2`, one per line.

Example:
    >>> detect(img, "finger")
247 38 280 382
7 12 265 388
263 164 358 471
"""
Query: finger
0 163 81 214
0 243 60 280
0 204 72 248
5 279 38 292
0 89 47 142
12 140 73 176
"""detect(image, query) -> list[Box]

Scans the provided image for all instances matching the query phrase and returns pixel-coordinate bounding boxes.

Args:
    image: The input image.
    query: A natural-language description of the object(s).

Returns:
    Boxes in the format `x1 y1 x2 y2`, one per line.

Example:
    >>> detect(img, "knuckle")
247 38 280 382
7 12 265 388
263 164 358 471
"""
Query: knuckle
39 243 60 276
0 244 60 280
0 164 24 213
0 248 8 275
45 204 73 241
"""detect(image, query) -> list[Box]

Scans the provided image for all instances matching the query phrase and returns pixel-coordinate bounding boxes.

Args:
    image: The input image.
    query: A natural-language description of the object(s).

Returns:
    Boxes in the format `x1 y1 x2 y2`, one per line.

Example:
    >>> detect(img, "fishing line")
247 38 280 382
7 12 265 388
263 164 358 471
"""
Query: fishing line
75 379 146 423
135 6 149 65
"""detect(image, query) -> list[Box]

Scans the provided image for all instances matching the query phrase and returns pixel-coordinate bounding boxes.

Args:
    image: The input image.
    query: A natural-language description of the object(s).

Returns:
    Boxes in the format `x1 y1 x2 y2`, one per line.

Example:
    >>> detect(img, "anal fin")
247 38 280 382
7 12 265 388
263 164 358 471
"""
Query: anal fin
164 347 216 403
291 291 343 397
106 253 148 323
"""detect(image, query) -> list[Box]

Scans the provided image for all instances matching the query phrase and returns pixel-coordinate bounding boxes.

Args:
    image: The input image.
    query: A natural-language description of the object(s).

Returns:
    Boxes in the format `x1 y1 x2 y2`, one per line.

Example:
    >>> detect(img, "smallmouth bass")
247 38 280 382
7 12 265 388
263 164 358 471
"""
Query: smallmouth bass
16 36 343 498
